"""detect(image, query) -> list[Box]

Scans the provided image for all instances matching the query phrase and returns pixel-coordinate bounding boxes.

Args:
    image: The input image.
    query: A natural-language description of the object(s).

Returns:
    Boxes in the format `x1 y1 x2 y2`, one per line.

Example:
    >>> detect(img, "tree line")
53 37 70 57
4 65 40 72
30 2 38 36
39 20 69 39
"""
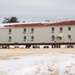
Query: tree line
2 16 19 23
2 16 50 23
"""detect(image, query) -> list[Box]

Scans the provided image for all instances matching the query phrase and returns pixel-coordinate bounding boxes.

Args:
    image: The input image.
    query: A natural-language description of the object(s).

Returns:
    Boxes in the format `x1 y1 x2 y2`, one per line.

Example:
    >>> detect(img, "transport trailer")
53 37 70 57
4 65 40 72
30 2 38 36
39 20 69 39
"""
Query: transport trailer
0 42 75 49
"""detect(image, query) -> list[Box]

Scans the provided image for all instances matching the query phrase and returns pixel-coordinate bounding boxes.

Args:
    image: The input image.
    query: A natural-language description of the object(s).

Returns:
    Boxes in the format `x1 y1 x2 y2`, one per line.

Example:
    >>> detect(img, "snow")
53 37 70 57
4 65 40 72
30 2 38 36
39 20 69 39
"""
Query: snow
0 53 75 75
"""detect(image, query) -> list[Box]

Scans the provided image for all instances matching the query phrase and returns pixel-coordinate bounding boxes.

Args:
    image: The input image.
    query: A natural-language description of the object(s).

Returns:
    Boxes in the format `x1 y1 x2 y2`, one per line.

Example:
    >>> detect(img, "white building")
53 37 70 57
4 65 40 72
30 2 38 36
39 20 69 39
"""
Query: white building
0 20 75 44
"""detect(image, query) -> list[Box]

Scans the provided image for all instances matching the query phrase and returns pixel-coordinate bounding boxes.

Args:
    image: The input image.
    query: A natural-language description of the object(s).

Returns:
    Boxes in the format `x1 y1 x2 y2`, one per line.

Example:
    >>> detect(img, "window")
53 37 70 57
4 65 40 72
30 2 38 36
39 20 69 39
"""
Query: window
31 28 34 33
31 36 34 39
9 29 11 32
51 35 55 41
68 35 71 39
9 36 11 42
23 28 26 34
68 27 71 31
31 28 34 32
60 27 63 32
51 27 54 33
24 36 26 39
9 29 11 34
23 36 26 41
24 28 26 32
52 27 54 31
9 36 11 40
31 36 34 41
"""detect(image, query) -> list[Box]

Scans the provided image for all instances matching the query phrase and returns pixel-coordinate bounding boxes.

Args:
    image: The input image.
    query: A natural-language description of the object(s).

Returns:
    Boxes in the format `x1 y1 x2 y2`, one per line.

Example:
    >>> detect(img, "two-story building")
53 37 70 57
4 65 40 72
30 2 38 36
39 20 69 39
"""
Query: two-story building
0 20 75 48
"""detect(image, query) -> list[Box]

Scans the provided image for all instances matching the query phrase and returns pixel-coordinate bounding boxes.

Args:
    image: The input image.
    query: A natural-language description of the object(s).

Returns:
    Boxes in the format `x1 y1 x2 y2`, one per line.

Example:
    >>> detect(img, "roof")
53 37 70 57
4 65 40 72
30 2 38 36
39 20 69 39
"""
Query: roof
3 20 75 28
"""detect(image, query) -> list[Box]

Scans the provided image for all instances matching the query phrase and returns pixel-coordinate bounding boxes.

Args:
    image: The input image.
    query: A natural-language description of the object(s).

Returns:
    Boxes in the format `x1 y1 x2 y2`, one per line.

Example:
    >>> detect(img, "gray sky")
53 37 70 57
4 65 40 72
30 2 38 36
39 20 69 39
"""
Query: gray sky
0 0 75 23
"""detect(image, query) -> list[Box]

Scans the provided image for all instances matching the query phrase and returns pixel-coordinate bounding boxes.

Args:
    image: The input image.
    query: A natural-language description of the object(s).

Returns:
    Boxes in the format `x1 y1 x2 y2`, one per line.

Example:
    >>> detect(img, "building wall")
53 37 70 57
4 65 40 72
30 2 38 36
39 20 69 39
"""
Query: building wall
29 27 50 43
0 28 9 43
0 25 75 43
49 25 75 42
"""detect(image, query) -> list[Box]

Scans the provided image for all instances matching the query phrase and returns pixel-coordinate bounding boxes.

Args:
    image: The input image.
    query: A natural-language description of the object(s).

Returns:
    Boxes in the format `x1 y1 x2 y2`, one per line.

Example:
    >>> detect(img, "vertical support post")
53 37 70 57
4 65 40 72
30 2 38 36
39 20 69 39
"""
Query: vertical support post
52 45 53 48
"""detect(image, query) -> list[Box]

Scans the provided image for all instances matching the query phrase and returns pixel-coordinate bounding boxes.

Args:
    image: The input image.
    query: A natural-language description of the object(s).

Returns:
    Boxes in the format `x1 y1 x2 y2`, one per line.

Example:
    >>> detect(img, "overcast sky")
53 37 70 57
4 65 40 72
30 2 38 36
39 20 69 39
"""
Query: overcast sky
0 0 75 23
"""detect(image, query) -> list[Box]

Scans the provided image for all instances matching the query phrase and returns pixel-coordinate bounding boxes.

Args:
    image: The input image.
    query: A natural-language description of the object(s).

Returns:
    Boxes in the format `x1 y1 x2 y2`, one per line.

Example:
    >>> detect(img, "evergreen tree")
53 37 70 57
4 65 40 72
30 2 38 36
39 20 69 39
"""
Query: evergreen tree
2 16 19 23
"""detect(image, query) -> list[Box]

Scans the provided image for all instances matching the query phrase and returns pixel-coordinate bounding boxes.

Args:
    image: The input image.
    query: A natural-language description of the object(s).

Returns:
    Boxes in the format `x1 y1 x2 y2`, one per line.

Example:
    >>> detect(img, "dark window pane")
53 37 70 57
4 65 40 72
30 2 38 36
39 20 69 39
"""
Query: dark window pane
9 36 11 39
31 36 34 39
24 36 26 39
52 35 55 41
31 28 34 31
68 35 71 39
60 27 63 31
68 27 71 31
52 27 54 31
52 35 54 39
9 29 11 32
24 28 26 32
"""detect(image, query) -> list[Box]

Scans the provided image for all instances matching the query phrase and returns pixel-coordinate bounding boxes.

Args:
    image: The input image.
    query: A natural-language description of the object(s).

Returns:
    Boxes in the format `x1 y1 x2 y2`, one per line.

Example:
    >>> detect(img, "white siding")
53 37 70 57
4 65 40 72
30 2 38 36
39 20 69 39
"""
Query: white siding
0 28 8 43
0 25 75 43
29 27 51 43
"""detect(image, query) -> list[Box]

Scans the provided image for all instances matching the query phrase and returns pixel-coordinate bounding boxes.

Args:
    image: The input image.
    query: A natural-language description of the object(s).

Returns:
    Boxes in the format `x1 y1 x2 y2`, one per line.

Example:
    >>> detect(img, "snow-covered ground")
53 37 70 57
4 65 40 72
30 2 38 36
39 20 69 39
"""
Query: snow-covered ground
9 45 66 49
0 52 75 75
